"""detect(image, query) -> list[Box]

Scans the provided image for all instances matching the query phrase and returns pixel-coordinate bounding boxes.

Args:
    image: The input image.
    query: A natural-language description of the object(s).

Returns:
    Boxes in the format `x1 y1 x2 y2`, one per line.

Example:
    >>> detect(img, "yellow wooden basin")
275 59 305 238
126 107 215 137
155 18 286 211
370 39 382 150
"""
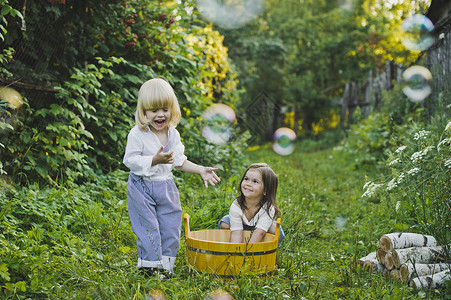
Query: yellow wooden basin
184 213 281 277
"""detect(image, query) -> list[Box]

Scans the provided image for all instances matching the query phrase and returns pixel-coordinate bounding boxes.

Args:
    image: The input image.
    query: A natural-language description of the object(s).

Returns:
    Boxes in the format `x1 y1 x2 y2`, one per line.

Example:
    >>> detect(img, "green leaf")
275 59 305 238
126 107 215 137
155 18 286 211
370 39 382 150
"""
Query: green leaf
1 5 12 16
0 263 10 281
119 246 131 254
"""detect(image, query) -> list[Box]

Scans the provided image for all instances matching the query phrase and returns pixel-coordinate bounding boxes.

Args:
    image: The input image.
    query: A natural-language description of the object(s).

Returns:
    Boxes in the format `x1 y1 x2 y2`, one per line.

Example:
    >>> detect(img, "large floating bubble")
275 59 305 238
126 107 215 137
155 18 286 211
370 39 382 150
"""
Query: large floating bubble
202 103 236 145
196 0 265 29
401 14 434 51
272 127 296 156
0 86 23 110
1 86 23 130
337 0 355 11
401 65 432 102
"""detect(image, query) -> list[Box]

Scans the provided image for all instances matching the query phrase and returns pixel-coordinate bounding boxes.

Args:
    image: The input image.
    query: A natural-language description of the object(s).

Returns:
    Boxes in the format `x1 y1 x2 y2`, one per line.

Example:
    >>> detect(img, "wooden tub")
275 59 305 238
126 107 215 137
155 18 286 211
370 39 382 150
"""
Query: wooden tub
184 213 281 277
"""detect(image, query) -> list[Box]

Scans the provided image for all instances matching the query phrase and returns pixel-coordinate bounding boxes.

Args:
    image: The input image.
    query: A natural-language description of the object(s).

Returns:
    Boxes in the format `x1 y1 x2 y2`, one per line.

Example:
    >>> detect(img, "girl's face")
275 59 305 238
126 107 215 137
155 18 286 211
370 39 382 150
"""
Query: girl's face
145 107 171 132
241 169 265 201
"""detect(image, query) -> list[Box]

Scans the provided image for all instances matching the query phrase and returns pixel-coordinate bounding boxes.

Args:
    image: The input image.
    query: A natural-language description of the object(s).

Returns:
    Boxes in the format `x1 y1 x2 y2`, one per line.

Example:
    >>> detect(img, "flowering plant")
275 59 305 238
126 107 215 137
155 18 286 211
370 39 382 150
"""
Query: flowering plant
362 119 450 241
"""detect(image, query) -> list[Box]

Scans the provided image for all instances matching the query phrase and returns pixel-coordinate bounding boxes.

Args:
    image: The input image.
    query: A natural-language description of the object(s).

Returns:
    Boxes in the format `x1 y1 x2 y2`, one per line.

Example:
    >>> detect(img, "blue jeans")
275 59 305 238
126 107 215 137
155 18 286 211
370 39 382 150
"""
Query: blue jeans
217 215 285 245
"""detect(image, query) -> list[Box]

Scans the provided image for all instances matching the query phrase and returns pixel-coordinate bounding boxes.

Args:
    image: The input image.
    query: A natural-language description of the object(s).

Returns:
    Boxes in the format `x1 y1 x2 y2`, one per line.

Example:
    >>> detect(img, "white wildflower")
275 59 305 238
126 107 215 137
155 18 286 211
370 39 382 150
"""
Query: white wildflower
445 121 451 132
410 146 434 163
414 130 430 141
407 167 420 176
438 138 451 151
395 145 407 153
386 173 405 191
386 178 397 191
445 159 451 169
363 181 372 190
389 158 401 166
362 182 382 198
395 201 401 212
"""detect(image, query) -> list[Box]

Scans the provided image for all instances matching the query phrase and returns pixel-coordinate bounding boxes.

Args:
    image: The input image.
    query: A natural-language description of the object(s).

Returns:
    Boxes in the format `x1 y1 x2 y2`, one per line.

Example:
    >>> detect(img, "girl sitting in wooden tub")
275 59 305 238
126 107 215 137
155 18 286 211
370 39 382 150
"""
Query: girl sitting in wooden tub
218 163 284 245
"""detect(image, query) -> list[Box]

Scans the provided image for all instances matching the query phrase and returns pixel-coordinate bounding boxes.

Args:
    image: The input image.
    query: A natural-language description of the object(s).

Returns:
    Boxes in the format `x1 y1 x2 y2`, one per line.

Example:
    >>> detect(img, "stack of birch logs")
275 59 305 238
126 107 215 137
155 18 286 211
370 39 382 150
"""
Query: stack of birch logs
357 232 450 290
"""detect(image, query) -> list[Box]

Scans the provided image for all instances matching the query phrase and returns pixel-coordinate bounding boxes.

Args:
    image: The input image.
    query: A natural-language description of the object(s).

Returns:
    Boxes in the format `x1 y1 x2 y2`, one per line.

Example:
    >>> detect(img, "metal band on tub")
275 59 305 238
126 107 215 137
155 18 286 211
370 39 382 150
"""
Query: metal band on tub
186 245 277 256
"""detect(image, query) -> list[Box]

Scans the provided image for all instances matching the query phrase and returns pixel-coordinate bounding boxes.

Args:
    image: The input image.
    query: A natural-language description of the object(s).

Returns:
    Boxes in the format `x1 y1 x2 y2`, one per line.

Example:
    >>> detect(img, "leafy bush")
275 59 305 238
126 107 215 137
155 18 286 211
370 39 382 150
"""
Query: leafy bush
0 170 135 298
346 88 451 244
1 1 244 185
361 108 450 244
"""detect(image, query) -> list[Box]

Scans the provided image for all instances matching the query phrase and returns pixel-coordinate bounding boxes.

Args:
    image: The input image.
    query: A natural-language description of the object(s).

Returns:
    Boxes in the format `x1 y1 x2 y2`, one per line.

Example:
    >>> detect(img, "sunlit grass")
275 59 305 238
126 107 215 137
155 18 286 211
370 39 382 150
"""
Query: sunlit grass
1 143 447 299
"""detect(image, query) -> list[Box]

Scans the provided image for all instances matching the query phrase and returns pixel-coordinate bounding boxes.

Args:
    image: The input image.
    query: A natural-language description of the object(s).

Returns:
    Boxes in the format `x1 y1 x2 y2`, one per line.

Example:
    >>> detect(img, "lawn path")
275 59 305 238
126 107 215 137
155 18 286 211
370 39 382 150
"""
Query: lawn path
172 146 421 299
243 146 403 298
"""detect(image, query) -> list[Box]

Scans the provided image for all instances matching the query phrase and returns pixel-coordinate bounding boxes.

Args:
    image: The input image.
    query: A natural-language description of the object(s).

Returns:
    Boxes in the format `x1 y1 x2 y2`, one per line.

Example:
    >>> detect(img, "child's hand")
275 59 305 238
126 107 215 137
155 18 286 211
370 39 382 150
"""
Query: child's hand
152 146 174 165
200 167 221 188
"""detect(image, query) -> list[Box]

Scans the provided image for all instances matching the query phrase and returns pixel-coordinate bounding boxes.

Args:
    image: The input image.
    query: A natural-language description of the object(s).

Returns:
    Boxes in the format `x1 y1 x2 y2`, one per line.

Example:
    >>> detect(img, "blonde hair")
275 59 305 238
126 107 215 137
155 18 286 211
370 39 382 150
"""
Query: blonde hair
135 78 182 130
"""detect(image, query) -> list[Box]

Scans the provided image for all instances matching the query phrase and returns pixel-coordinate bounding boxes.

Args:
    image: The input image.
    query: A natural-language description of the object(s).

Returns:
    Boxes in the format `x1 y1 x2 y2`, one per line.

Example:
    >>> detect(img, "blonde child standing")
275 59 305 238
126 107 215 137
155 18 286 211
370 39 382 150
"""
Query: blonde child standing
123 78 220 278
218 163 284 244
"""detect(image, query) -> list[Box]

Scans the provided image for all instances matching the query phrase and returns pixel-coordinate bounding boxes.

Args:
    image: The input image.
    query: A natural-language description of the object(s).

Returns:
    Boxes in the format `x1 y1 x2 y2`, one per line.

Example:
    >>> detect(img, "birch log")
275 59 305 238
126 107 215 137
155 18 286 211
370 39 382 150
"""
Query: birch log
387 269 402 281
376 248 387 265
385 246 447 270
401 262 450 280
409 269 451 290
363 259 385 273
379 233 437 252
357 252 377 265
384 251 396 270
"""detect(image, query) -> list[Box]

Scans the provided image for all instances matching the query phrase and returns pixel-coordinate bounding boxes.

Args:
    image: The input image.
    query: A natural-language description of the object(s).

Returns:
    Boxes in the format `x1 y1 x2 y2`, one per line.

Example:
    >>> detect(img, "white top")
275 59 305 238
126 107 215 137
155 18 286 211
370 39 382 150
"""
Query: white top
123 126 187 181
229 200 275 232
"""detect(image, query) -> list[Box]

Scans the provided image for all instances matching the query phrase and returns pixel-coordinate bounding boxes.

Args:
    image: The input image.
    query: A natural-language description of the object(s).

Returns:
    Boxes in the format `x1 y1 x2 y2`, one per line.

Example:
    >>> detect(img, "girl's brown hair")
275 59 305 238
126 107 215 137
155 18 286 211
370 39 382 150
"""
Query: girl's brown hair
135 77 182 130
236 163 280 218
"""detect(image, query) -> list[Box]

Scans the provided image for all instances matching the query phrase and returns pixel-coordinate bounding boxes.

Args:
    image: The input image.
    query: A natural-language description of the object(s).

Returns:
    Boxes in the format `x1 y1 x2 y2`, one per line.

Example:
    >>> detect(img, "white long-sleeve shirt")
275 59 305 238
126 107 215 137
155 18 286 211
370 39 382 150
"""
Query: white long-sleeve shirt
123 126 187 182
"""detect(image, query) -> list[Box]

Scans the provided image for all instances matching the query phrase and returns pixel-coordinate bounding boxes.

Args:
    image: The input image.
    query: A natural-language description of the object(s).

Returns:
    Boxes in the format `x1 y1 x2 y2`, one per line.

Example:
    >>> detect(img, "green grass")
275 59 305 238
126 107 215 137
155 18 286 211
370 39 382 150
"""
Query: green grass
1 143 448 299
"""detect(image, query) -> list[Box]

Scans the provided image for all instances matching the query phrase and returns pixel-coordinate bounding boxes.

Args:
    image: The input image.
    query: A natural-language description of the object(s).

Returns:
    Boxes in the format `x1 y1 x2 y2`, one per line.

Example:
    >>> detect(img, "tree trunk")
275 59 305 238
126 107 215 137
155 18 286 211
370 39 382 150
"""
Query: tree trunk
384 250 396 270
358 251 377 265
379 232 437 252
340 82 351 127
386 268 402 281
400 262 450 280
385 246 448 270
376 248 387 265
409 269 451 290
363 259 385 273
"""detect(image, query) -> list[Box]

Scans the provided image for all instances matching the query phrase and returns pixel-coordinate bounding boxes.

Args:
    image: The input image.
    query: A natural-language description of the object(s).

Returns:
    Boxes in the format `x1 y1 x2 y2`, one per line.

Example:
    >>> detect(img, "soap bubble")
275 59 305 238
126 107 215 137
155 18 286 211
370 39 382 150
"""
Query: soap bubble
147 289 166 300
401 65 432 102
401 14 434 51
337 0 355 11
335 217 347 231
205 289 234 300
272 127 296 156
1 87 23 130
202 103 236 145
196 0 265 29
0 86 23 110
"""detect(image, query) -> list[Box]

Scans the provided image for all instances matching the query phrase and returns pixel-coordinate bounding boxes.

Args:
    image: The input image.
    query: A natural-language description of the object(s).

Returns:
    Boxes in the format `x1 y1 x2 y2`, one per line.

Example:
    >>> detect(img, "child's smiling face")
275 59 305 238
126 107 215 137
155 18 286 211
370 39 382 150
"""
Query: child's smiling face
241 169 265 201
145 107 171 132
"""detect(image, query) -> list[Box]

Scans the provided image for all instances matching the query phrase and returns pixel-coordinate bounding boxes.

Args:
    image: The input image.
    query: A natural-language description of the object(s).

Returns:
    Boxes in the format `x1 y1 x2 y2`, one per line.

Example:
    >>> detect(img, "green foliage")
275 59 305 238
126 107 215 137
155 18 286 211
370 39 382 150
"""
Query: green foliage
218 0 431 136
359 94 450 244
0 0 22 42
2 142 440 299
0 170 136 298
1 0 242 185
343 84 450 247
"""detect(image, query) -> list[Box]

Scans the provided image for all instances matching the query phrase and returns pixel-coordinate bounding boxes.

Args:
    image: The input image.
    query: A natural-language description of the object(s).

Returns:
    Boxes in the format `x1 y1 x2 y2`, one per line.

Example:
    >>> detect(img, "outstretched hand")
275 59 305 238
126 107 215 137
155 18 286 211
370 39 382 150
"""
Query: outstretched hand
152 146 174 166
200 167 220 188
